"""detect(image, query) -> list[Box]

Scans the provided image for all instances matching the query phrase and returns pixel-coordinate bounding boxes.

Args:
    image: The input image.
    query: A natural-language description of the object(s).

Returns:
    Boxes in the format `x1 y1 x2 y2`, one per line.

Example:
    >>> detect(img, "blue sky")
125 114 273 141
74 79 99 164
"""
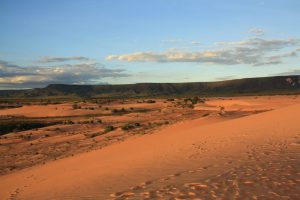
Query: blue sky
1 0 300 89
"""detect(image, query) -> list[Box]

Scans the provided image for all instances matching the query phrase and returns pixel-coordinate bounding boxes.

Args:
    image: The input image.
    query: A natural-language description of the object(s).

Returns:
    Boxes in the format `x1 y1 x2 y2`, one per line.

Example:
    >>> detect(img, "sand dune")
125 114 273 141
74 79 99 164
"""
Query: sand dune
1 103 300 199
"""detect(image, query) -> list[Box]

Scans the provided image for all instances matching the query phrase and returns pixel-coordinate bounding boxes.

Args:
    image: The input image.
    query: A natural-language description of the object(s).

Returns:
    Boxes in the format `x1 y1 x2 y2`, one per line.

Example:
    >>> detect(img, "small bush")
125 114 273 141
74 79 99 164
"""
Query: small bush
146 100 156 103
112 109 118 113
166 98 175 101
112 108 127 114
64 120 74 124
90 132 101 138
72 103 81 109
122 122 141 131
121 124 135 131
134 122 140 127
104 125 114 132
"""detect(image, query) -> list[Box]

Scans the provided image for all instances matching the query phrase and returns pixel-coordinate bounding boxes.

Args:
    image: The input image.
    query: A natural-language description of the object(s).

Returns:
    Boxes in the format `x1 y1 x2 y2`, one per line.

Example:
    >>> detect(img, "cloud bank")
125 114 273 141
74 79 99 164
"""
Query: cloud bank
0 60 129 89
107 38 300 66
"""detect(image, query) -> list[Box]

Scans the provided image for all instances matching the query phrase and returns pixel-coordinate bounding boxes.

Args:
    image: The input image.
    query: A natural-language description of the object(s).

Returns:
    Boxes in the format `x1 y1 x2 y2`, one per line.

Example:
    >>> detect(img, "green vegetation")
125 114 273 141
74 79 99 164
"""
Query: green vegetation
104 125 114 132
121 122 141 131
0 121 57 135
121 124 135 131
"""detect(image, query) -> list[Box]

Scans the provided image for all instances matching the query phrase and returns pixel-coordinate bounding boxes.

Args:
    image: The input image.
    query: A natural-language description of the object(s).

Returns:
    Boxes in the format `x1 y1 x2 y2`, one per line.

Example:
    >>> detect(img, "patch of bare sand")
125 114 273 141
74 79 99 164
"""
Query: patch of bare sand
196 95 300 112
0 102 300 199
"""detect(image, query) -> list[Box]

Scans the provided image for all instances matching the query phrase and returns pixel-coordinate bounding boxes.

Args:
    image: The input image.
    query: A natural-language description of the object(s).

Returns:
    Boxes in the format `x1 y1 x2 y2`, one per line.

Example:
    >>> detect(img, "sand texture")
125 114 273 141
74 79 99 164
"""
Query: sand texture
0 96 300 199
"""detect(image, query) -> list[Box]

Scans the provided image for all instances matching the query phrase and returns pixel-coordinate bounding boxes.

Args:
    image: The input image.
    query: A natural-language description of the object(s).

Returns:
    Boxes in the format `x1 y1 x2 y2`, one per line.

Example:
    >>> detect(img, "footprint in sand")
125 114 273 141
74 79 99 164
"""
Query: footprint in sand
9 188 20 200
290 140 300 146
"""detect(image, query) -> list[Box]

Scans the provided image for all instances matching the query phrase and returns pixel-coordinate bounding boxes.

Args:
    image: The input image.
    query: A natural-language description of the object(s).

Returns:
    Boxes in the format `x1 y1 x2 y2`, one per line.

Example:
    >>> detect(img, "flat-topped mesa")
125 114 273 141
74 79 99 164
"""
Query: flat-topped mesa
1 75 300 98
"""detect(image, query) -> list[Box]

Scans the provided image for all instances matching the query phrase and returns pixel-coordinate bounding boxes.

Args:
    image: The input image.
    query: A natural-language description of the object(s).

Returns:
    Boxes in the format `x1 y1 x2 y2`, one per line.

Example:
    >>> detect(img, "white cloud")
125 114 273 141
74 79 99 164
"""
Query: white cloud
249 28 265 36
107 37 300 66
0 60 129 89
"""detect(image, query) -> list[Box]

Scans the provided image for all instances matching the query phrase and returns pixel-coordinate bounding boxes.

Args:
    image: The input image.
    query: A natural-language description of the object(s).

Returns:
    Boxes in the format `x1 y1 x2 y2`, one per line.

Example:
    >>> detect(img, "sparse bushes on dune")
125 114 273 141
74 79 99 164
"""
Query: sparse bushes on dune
63 120 74 125
76 119 102 124
0 121 57 135
121 124 135 131
121 122 141 131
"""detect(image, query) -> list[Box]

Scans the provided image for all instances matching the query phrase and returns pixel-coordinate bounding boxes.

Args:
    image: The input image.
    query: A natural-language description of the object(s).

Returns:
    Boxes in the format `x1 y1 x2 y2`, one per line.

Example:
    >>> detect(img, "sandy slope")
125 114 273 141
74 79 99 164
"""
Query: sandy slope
1 103 300 199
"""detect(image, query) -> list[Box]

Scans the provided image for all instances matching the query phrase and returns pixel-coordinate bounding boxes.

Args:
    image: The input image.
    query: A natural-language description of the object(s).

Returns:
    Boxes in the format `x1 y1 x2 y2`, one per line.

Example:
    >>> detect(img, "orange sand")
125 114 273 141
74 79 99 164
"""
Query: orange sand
0 98 299 199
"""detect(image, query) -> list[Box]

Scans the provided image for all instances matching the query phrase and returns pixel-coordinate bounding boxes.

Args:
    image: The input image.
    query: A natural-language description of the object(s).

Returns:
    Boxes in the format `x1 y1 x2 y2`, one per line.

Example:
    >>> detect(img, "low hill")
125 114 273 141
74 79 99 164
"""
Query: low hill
1 76 300 99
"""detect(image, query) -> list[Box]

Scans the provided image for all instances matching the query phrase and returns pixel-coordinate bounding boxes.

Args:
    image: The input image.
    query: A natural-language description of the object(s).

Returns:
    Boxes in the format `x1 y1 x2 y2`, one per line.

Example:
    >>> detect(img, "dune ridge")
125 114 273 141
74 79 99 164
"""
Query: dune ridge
1 103 300 199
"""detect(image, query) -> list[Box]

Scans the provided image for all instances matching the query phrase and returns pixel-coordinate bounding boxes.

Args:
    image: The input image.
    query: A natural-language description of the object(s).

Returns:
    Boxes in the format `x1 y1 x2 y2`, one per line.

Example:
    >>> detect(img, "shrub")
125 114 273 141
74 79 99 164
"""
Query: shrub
72 103 81 109
121 122 141 131
121 124 135 131
190 98 198 105
166 98 175 101
146 100 156 103
112 109 118 113
64 120 74 124
104 125 114 132
112 108 127 114
90 132 101 138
